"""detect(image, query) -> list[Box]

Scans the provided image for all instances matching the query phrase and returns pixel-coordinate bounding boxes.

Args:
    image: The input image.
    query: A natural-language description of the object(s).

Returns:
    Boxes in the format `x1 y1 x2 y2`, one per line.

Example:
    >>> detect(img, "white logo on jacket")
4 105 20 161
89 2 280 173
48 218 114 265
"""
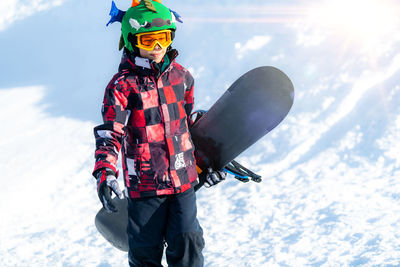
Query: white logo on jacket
174 153 186 170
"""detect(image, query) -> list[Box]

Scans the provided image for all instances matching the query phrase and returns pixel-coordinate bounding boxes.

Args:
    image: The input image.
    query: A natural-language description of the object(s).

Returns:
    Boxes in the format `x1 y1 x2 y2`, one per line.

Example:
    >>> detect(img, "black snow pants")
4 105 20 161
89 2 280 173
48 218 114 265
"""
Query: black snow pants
127 187 204 267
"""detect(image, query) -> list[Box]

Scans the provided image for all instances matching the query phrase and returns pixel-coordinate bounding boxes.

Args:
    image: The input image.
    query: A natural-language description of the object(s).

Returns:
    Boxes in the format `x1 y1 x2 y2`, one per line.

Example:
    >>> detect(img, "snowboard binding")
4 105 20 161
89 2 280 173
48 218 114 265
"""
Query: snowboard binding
224 160 262 183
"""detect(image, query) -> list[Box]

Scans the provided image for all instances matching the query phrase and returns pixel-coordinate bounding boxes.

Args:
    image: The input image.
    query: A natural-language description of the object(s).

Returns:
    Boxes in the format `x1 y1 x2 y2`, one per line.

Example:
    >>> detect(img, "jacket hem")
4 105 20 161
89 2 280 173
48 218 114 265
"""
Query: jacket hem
128 181 198 199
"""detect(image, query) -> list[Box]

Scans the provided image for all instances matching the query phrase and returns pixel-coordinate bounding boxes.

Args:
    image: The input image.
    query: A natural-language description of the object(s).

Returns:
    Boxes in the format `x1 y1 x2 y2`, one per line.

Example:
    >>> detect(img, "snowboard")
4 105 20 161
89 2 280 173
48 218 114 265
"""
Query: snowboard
95 66 294 252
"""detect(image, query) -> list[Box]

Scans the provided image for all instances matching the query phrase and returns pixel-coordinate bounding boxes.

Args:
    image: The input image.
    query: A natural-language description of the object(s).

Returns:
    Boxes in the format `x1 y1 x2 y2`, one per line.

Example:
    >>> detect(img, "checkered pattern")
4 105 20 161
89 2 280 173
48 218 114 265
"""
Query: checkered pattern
93 50 198 198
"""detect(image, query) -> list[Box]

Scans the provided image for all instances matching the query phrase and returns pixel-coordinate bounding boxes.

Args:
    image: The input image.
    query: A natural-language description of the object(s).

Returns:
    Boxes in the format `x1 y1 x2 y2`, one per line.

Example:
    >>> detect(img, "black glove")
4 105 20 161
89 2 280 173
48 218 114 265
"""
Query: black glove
96 168 124 213
204 167 227 188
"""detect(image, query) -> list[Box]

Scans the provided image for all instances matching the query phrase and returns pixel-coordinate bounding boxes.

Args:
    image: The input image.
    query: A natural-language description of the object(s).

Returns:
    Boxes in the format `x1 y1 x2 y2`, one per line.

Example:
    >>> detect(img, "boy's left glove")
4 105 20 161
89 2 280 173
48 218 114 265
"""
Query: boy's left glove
96 168 124 213
204 168 227 188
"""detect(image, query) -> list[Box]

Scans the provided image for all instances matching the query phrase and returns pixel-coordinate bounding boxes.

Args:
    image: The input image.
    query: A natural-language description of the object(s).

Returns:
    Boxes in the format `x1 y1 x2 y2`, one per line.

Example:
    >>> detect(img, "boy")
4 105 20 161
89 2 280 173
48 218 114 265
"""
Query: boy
92 1 226 266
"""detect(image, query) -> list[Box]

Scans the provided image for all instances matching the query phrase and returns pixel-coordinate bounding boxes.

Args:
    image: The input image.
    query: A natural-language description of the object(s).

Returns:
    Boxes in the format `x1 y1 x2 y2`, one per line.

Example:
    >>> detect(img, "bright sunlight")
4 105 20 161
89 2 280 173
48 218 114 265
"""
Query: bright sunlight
308 0 400 44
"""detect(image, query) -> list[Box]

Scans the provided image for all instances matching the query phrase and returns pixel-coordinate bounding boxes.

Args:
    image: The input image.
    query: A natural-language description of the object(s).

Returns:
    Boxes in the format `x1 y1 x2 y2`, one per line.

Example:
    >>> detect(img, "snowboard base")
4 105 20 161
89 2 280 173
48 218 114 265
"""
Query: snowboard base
95 197 129 252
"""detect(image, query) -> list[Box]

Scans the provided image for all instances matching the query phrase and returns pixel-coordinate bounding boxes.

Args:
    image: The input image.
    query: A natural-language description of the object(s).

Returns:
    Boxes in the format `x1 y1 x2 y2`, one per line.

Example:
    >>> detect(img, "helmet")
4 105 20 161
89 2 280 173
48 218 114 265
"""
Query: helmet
121 0 176 52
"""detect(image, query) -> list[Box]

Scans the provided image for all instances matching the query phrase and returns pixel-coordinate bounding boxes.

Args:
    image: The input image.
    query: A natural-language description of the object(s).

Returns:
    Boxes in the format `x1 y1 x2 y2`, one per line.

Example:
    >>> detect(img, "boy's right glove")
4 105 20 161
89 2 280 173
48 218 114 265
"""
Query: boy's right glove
96 168 124 213
204 167 227 188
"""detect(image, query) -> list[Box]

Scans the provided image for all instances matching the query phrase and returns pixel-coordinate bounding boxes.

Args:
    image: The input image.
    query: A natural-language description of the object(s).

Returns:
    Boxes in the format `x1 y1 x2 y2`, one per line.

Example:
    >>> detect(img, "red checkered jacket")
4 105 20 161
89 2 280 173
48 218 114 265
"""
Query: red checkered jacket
93 50 198 198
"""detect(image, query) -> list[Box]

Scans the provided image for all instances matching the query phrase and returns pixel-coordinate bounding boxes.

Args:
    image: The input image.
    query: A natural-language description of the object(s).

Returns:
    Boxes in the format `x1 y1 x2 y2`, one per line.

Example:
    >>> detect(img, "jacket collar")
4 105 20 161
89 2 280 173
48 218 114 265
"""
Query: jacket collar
118 49 179 77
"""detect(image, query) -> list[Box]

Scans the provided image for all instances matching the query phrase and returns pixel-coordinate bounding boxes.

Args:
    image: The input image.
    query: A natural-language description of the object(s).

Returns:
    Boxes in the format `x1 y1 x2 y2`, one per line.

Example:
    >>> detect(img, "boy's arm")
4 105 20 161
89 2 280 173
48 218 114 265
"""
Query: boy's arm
184 72 194 119
93 75 130 176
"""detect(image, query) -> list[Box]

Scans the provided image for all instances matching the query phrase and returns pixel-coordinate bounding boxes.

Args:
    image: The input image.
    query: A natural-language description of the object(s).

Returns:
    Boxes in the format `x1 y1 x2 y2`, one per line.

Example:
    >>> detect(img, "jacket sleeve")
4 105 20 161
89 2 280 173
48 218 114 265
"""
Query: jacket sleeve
184 71 195 119
93 74 130 176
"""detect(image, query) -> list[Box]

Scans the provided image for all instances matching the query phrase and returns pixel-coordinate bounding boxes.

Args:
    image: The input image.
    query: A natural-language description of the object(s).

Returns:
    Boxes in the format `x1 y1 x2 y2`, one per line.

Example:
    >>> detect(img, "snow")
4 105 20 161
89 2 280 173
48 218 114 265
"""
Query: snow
0 86 124 266
1 0 400 266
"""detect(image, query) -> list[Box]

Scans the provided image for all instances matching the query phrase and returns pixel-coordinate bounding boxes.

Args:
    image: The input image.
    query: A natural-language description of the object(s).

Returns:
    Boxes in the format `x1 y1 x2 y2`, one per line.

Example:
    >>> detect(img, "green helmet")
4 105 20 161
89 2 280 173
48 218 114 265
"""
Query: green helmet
121 0 176 52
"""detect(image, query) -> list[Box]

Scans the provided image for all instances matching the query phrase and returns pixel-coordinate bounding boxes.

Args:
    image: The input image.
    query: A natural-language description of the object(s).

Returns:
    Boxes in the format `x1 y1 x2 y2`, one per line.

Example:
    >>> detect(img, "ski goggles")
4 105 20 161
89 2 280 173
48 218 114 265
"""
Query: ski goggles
135 30 173 51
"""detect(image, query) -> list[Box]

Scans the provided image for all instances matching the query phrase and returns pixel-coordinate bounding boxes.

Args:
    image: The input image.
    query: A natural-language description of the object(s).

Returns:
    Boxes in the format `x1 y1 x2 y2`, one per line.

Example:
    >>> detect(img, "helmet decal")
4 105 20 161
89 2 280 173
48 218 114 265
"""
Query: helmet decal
106 1 126 26
131 0 140 7
143 0 157 12
132 0 161 8
170 9 183 23
129 17 171 31
129 18 146 30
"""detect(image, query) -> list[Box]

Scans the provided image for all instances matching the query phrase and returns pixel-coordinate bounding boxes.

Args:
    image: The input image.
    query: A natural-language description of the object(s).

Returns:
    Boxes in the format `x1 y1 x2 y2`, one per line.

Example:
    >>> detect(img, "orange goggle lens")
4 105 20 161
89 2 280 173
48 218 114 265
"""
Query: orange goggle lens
136 30 172 51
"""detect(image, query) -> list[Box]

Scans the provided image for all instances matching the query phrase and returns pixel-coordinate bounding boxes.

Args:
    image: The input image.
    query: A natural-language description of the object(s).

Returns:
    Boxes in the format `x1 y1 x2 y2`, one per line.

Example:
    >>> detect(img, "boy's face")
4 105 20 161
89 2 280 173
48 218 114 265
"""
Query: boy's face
139 44 168 63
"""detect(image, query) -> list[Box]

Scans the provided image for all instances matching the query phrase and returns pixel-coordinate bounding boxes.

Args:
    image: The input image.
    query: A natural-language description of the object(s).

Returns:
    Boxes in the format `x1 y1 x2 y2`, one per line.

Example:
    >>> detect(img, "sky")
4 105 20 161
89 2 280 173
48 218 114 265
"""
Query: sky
1 0 400 266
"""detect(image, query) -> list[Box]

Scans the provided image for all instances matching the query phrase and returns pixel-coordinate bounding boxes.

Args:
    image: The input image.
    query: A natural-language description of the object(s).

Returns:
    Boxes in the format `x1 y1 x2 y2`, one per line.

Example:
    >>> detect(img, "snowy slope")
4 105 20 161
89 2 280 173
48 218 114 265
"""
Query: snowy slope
0 87 126 266
1 0 400 266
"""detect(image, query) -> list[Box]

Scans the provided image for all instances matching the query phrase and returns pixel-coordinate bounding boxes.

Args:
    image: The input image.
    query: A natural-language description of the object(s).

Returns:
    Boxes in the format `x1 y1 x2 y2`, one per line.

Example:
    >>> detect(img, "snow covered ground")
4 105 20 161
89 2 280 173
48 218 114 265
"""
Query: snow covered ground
1 0 400 266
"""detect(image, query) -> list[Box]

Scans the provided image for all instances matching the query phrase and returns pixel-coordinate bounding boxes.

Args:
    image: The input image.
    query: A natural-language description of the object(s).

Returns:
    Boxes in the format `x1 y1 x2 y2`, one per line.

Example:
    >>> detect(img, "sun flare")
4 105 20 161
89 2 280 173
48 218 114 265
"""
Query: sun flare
309 0 400 44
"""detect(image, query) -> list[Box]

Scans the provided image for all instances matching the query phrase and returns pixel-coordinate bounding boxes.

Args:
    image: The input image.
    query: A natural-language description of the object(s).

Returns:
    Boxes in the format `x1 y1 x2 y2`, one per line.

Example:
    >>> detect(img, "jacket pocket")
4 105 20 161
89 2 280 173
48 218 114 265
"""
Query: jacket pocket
131 143 154 179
